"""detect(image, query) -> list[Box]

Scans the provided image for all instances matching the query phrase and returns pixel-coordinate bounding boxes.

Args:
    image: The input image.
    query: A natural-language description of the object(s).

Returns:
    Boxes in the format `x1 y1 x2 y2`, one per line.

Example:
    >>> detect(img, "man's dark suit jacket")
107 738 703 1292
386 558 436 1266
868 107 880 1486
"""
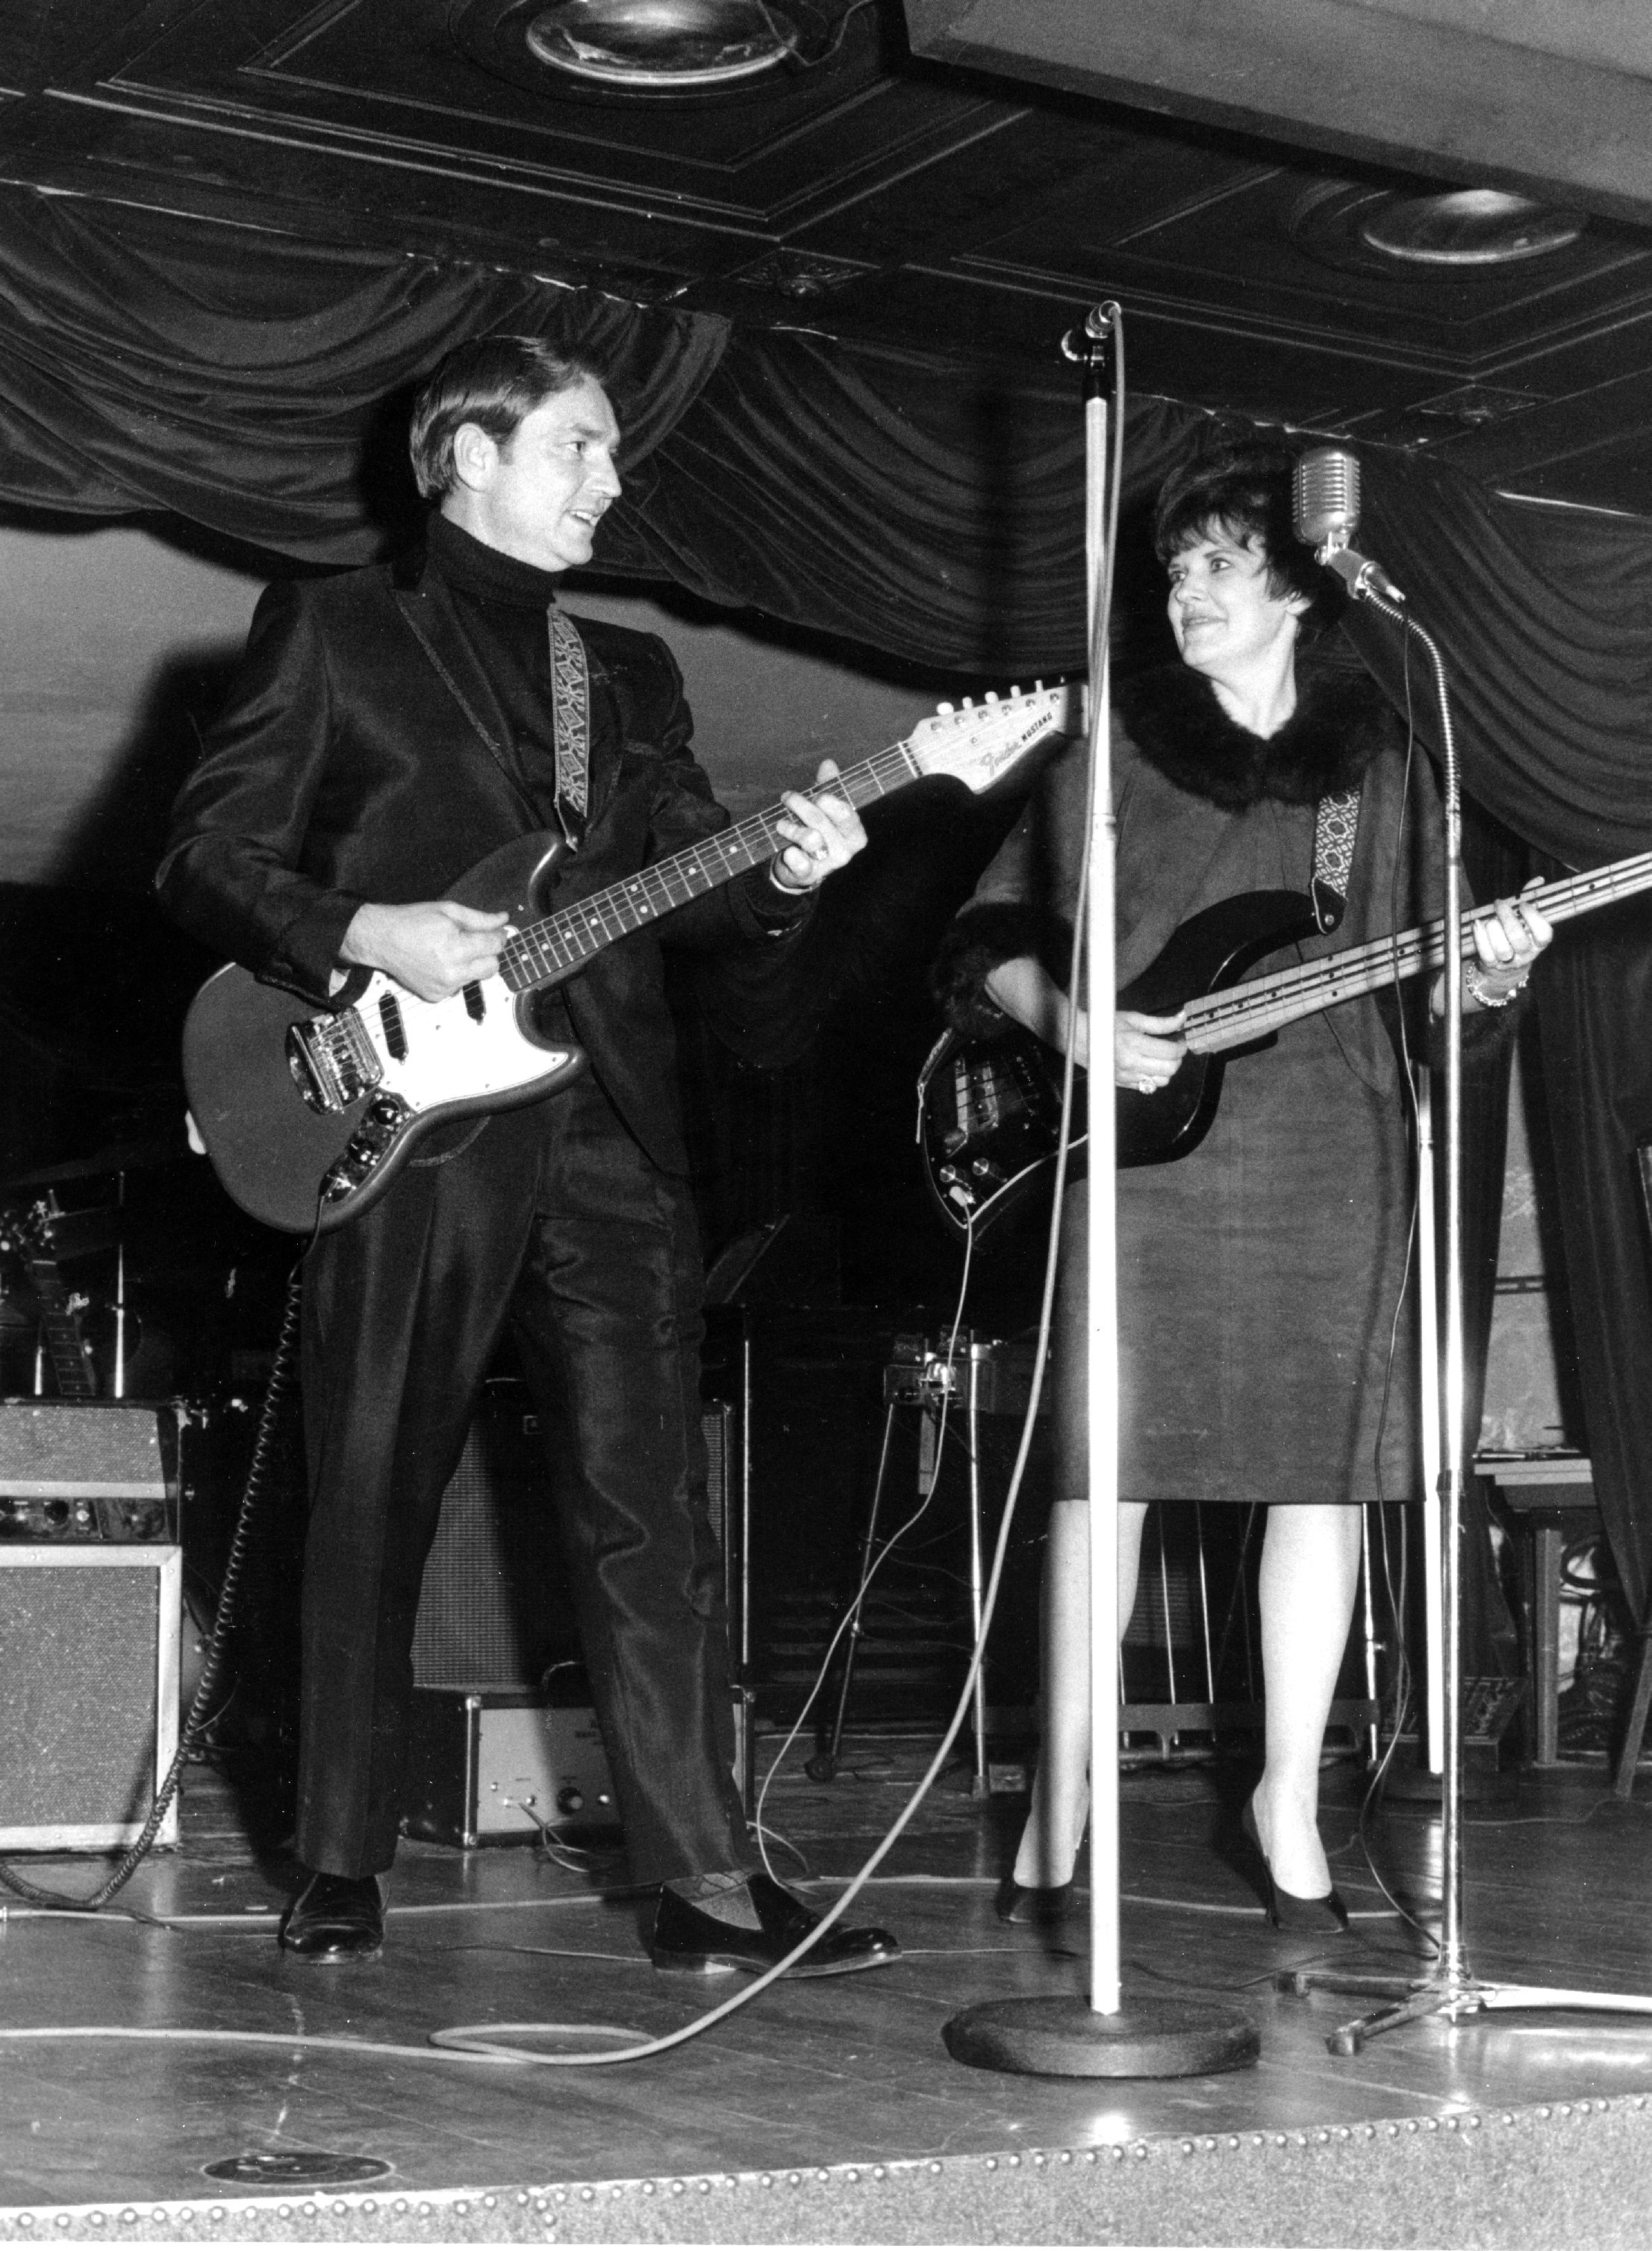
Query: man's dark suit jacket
156 550 808 1176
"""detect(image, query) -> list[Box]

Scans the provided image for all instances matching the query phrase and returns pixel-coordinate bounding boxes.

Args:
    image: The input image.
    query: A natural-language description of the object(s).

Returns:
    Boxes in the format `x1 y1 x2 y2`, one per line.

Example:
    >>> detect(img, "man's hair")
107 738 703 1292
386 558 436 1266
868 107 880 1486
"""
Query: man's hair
1151 438 1325 614
408 334 608 500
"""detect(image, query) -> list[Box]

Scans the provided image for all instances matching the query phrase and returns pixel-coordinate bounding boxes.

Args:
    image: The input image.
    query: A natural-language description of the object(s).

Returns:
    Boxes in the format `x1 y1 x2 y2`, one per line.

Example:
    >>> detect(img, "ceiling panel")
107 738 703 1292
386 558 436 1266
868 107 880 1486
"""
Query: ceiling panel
0 0 1645 512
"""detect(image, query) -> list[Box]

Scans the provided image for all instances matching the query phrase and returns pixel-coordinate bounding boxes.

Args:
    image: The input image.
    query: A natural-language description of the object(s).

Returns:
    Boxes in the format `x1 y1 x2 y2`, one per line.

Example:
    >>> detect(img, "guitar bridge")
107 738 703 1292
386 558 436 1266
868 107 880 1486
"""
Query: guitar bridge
287 1007 384 1115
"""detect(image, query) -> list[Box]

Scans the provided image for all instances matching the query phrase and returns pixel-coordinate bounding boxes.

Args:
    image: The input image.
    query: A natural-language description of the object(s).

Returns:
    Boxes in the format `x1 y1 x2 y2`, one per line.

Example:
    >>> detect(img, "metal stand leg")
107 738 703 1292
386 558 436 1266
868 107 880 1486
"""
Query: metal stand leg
963 1357 989 1796
806 1401 899 1783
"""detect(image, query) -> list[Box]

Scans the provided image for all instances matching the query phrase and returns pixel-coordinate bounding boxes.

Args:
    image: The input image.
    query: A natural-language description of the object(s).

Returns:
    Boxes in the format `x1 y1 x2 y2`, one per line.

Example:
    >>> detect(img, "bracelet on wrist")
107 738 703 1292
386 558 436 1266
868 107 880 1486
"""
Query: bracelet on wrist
1463 960 1528 1009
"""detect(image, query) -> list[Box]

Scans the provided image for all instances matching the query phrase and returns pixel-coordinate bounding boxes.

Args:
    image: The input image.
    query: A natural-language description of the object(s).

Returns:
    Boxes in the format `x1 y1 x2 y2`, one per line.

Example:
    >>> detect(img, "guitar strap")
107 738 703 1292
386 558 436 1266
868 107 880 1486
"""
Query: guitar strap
1311 788 1361 933
547 608 590 850
396 591 591 849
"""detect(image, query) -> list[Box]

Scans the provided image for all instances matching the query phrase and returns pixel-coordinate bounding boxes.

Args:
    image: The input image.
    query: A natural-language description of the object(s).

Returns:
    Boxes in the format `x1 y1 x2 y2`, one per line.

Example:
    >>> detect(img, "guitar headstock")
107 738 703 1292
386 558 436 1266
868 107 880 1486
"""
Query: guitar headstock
908 681 1085 795
0 1197 56 1259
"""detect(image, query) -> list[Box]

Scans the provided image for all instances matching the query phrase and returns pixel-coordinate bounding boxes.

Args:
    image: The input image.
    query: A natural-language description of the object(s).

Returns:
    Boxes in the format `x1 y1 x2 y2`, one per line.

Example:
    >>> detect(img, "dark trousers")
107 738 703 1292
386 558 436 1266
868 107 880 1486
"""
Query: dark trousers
293 1066 754 1887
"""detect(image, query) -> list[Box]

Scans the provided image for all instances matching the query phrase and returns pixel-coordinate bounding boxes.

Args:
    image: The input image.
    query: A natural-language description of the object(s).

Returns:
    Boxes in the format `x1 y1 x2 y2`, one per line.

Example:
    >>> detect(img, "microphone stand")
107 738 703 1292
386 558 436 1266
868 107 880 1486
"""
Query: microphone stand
1285 582 1652 2052
944 303 1257 2079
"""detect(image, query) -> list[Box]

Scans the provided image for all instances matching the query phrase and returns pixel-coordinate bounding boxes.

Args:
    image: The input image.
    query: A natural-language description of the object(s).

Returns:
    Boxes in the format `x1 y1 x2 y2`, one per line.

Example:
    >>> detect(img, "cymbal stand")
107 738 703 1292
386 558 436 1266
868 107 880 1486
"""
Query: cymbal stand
1285 593 1652 2054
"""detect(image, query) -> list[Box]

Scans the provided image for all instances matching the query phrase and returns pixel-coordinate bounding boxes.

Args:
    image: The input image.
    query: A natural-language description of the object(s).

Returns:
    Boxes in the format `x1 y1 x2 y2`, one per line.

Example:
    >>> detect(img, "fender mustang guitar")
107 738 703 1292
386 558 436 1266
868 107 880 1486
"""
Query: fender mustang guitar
920 847 1652 1242
184 682 1082 1235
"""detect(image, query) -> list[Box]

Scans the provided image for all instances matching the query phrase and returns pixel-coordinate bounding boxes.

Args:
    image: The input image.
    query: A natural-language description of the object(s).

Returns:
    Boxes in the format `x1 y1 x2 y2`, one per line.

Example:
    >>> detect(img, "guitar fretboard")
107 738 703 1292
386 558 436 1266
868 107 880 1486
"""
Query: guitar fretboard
497 744 923 995
1185 849 1652 1055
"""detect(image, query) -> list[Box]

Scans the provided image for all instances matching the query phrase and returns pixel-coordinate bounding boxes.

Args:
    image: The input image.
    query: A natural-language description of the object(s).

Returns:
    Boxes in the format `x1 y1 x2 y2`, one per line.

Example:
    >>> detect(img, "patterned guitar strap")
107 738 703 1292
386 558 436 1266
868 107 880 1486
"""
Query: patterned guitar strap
547 606 590 849
1311 787 1361 934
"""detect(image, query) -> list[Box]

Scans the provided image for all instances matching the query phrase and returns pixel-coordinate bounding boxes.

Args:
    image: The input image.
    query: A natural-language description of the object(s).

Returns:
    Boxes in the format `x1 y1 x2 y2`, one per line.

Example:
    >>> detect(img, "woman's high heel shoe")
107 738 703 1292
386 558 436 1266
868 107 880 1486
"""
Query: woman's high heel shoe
995 1878 1074 1926
1240 1797 1350 1935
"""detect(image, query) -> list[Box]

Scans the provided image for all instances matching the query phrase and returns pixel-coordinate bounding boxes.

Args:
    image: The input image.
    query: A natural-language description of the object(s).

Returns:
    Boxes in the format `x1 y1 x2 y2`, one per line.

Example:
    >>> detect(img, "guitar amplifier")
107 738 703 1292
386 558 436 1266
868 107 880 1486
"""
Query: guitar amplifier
402 1692 619 1848
0 1543 181 1850
0 1400 175 1542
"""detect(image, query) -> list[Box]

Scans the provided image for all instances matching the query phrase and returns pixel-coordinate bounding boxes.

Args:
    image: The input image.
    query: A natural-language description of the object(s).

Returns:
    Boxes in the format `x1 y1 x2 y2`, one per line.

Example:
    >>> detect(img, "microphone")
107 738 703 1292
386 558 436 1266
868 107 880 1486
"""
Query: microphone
1292 447 1406 605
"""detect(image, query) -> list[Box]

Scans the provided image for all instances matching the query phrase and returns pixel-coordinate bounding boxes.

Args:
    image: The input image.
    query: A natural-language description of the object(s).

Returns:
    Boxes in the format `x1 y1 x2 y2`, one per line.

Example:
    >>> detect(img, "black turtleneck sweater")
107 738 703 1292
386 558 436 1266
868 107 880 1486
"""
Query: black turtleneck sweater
426 512 585 826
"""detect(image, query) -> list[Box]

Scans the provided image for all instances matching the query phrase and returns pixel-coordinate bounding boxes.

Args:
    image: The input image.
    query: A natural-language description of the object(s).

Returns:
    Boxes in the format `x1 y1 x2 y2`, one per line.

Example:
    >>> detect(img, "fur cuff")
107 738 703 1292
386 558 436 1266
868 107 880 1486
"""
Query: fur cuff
932 902 1042 1039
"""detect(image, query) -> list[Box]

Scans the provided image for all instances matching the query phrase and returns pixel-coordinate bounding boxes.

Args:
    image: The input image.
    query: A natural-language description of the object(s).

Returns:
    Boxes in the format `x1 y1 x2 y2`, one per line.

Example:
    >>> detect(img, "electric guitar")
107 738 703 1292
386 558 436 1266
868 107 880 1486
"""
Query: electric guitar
184 682 1082 1235
0 1197 100 1395
920 845 1652 1242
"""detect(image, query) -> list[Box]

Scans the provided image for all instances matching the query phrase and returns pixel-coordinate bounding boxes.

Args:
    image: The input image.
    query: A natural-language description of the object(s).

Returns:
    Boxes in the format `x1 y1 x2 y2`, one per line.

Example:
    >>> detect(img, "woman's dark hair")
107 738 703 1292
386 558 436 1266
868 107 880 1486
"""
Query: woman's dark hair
1151 438 1327 615
408 334 607 500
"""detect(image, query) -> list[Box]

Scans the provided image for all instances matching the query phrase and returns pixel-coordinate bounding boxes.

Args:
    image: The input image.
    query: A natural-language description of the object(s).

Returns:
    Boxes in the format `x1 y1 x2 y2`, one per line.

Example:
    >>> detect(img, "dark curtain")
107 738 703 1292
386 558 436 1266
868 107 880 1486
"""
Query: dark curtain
1338 488 1652 1639
1535 915 1652 1622
0 185 729 555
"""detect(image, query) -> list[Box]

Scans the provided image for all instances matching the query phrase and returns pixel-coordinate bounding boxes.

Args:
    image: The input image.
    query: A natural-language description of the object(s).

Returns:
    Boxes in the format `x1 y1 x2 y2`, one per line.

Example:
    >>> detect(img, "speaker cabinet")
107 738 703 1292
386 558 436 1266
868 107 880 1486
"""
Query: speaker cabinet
0 1543 181 1850
410 1393 738 1693
411 1395 579 1692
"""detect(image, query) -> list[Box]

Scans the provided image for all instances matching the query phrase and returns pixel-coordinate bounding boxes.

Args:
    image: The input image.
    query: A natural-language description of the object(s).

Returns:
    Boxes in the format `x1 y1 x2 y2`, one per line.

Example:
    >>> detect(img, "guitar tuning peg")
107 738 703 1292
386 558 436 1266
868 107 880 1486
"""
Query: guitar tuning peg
937 701 955 715
1009 684 1021 698
962 697 975 710
1034 678 1044 691
985 690 1000 704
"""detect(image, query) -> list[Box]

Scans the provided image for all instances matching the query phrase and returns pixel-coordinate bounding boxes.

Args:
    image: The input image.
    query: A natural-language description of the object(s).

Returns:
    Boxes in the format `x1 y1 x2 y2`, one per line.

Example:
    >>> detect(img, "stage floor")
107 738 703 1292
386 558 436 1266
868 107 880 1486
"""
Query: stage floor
3 1742 1652 2245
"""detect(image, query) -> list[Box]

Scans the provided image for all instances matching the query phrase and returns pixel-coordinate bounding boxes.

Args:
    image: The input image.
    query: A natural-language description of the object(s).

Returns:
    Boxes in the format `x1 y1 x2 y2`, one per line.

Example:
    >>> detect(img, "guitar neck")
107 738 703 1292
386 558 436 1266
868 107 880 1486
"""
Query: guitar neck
1185 848 1652 1055
498 743 921 996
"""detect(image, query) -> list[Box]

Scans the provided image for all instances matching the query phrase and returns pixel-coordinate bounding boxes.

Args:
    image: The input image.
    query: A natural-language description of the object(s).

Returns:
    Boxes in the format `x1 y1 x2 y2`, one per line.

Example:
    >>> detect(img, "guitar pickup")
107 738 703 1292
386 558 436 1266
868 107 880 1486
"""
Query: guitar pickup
287 1006 384 1115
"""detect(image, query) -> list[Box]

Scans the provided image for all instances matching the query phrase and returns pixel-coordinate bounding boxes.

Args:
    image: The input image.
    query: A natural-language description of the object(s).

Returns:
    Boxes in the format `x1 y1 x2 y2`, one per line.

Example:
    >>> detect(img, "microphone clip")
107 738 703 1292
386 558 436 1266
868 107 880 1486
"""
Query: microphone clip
1316 533 1406 608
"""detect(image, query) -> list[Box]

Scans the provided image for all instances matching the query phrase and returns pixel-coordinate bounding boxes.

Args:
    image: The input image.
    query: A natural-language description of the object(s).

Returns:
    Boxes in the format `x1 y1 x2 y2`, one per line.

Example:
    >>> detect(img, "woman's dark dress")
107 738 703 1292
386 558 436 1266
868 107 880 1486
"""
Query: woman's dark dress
941 662 1456 1508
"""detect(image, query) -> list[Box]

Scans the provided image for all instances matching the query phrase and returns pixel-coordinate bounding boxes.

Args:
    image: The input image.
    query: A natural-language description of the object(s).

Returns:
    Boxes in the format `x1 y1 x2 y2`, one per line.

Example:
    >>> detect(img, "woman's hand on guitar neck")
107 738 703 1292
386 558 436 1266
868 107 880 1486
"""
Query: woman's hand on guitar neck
1115 1009 1187 1093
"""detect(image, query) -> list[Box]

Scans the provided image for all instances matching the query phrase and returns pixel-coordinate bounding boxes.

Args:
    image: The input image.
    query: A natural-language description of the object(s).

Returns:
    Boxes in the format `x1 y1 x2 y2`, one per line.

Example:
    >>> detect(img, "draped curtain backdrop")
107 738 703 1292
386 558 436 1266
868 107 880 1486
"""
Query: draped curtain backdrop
3 183 1651 1620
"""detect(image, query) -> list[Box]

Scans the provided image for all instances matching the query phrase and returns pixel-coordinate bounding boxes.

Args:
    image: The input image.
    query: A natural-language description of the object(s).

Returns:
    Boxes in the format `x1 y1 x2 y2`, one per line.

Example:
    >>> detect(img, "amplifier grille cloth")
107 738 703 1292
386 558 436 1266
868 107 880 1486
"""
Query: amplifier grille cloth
411 1404 732 1691
0 1565 160 1824
0 1404 164 1490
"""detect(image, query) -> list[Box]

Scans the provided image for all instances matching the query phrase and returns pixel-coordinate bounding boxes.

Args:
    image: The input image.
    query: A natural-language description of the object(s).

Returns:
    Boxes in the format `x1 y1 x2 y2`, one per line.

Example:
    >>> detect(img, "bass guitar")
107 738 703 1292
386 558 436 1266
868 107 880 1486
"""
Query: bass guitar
185 682 1082 1235
920 846 1652 1241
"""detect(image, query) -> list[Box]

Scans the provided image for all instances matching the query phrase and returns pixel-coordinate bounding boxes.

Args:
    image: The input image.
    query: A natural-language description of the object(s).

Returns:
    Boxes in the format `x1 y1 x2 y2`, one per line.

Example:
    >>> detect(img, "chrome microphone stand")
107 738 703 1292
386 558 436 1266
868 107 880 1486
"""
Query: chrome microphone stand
1285 564 1652 2053
944 302 1257 2079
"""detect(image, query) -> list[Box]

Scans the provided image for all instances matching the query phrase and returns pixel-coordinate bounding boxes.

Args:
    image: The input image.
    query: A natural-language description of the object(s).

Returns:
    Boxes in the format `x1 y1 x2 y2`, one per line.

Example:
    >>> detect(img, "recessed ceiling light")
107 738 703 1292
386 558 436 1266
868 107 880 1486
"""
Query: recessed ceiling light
1358 189 1584 267
521 0 816 88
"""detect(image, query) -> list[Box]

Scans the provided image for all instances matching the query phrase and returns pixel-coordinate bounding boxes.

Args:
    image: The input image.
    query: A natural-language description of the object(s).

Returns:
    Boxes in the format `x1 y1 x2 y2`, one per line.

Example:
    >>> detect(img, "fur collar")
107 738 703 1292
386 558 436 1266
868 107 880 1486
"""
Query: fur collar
1115 659 1391 811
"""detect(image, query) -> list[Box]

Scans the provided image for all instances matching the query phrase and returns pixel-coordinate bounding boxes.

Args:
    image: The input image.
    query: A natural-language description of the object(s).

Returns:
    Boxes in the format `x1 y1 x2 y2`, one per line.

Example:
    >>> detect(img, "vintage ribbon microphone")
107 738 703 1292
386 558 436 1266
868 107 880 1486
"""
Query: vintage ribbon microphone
1284 449 1652 2050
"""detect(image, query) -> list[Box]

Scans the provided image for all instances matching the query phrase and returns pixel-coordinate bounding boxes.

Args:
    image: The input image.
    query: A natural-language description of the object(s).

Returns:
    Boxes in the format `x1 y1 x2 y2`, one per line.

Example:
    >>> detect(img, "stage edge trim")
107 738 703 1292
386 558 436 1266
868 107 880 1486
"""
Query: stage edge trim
0 2092 1650 2245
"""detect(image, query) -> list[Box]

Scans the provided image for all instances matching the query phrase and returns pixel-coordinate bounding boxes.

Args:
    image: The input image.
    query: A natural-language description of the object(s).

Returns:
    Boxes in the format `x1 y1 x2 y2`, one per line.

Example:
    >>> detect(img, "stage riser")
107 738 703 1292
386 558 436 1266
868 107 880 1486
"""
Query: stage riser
2 2091 1645 2245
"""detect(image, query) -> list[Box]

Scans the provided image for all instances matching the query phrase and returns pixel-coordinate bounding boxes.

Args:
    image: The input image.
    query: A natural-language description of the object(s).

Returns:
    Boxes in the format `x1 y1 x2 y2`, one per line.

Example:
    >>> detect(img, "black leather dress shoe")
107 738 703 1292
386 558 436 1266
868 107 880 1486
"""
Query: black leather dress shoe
652 1871 900 1978
280 1871 384 1962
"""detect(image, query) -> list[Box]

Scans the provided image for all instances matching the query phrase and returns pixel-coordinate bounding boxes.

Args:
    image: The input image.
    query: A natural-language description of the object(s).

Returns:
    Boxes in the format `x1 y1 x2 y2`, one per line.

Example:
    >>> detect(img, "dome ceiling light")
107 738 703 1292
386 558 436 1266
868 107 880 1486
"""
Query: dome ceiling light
1288 181 1590 281
527 0 797 87
454 0 862 98
1359 188 1585 267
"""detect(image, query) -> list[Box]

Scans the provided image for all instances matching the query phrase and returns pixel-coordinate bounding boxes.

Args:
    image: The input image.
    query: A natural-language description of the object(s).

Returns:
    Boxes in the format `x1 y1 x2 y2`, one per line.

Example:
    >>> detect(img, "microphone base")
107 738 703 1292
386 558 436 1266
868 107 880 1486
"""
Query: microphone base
943 1992 1259 2079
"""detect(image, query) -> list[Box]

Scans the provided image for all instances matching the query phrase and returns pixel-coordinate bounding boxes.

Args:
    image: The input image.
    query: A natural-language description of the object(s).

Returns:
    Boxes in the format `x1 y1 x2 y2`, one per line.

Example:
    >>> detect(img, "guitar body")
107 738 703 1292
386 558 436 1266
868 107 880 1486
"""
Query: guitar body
182 832 588 1236
1116 888 1317 1167
921 888 1318 1242
178 684 1085 1236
